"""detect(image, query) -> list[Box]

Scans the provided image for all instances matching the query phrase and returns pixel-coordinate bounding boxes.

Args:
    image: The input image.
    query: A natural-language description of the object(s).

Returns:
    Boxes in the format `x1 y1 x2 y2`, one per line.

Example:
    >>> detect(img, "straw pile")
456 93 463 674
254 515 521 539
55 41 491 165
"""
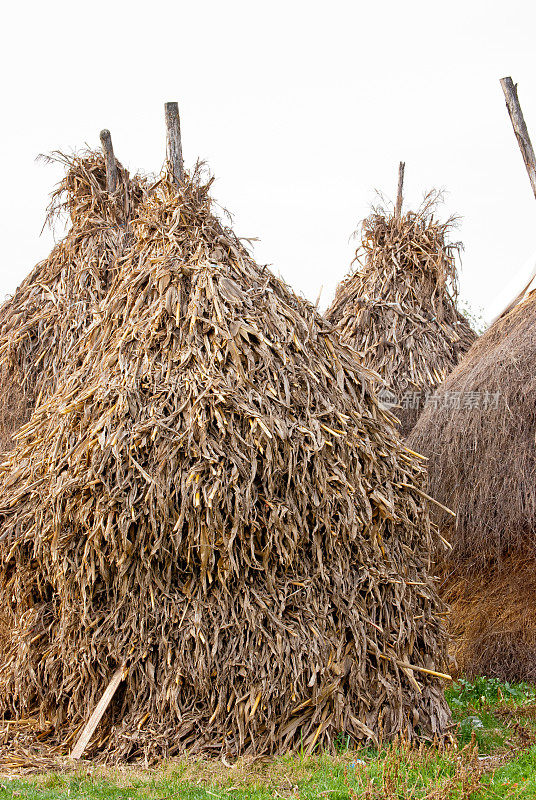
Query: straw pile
0 152 144 452
0 162 451 762
326 196 476 436
444 558 536 683
409 291 536 680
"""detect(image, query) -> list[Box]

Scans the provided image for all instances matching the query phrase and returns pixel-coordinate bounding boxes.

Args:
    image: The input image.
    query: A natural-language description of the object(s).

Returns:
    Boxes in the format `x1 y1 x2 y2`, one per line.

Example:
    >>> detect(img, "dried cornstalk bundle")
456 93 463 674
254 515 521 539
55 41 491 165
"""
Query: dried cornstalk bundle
0 151 145 452
326 195 476 436
408 291 536 680
0 165 450 763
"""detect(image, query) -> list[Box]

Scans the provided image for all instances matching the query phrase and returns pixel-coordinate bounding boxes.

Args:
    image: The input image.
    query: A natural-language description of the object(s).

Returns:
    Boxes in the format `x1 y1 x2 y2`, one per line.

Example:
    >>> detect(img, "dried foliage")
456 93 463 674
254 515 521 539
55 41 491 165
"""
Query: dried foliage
327 196 476 436
0 152 145 452
0 739 512 794
345 739 488 800
409 291 536 566
444 556 536 684
0 163 450 761
408 291 536 679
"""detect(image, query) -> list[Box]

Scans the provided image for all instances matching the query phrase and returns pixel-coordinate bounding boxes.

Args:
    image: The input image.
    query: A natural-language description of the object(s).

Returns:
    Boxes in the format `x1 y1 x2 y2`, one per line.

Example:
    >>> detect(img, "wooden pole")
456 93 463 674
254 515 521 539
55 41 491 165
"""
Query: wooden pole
165 102 184 185
491 252 536 323
70 666 125 759
99 129 118 194
500 77 536 200
395 161 405 219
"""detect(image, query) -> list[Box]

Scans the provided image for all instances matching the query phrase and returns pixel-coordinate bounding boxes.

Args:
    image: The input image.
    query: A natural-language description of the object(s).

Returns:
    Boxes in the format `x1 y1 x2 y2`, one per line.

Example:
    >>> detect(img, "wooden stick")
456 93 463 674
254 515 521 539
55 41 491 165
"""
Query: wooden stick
165 102 184 185
397 662 452 681
500 77 536 200
379 654 452 681
397 482 456 518
395 161 405 219
99 130 118 194
491 255 536 323
70 665 125 760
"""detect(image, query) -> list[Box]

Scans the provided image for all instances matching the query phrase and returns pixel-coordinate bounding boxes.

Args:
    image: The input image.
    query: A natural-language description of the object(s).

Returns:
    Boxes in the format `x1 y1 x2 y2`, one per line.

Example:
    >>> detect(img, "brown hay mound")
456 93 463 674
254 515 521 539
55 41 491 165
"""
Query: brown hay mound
326 196 476 437
408 291 536 680
408 291 536 566
444 556 536 683
0 151 144 452
0 165 450 761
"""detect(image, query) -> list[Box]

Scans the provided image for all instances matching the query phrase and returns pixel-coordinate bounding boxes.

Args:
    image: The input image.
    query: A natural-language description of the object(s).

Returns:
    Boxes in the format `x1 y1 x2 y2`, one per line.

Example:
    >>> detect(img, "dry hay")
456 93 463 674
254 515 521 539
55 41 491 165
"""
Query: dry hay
408 291 536 566
443 556 536 683
408 291 536 680
0 151 145 452
0 165 451 763
326 195 476 437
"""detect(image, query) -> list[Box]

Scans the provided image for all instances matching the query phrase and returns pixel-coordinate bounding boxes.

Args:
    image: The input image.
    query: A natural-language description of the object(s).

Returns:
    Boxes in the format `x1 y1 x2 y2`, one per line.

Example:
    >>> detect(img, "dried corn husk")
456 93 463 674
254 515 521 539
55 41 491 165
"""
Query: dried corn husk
0 164 450 764
327 194 476 436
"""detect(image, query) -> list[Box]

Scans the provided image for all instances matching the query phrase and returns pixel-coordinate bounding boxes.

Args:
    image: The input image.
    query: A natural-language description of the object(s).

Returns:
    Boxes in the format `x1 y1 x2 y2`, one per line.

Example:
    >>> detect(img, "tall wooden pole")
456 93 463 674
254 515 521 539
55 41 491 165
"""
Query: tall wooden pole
99 129 118 194
165 102 184 185
500 77 536 200
395 161 405 219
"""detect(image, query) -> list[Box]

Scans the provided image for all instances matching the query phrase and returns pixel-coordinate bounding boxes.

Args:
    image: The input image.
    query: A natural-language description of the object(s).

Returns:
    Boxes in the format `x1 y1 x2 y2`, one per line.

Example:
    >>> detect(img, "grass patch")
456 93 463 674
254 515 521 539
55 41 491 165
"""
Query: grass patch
1 678 536 798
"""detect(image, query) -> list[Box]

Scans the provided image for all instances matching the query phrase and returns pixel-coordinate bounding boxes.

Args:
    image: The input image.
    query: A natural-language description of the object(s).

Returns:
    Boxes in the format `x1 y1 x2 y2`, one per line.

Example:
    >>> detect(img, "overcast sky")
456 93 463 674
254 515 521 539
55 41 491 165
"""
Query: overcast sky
3 0 536 324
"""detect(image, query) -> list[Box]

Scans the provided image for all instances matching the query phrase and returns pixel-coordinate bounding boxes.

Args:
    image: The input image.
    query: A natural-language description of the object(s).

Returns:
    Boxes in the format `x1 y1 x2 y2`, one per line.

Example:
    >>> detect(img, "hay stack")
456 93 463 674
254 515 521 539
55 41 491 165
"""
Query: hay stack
0 151 144 452
326 196 476 436
0 165 451 762
408 291 536 681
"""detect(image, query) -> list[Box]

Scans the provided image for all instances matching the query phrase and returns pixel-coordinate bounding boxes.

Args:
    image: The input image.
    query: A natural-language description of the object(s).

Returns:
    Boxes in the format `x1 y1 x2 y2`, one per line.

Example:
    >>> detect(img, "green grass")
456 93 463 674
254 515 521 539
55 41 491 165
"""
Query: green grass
2 678 536 799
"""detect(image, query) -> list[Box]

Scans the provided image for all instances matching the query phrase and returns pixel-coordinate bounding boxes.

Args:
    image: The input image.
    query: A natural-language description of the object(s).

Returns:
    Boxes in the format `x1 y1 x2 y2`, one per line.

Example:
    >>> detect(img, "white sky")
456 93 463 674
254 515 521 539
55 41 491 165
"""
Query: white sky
3 0 536 324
